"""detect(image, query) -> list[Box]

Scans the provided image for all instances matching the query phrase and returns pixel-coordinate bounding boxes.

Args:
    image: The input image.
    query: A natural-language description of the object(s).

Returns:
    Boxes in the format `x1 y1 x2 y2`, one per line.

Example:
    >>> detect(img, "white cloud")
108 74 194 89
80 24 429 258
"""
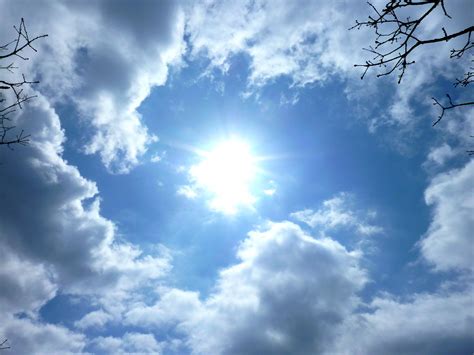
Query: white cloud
291 193 383 236
419 160 474 272
0 246 56 318
150 153 164 163
74 309 114 330
91 332 164 354
182 222 365 354
177 185 198 199
1 0 186 173
0 96 171 350
0 316 86 355
124 288 201 328
0 33 198 344
185 0 363 87
336 287 474 355
99 217 473 354
263 180 277 196
123 221 367 354
0 98 171 293
426 143 456 166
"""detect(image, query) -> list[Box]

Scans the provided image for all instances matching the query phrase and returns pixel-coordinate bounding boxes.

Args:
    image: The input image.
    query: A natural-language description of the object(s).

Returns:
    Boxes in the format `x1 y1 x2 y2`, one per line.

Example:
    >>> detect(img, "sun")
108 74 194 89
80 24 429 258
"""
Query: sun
190 139 257 214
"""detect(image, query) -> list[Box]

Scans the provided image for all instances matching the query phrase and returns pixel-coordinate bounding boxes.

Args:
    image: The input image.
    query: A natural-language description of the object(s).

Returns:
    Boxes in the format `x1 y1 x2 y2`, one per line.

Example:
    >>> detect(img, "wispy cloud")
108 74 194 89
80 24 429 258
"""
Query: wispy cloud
291 193 383 236
177 185 198 199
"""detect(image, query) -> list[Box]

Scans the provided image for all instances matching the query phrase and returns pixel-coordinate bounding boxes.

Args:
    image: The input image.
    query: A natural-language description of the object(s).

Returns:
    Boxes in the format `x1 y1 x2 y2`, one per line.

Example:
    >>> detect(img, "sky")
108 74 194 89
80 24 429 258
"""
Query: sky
0 0 473 354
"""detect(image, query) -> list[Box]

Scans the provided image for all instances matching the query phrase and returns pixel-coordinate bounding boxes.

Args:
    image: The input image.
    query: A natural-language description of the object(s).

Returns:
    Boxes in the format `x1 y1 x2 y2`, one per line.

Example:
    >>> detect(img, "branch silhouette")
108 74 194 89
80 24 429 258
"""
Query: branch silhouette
351 0 473 128
0 18 47 149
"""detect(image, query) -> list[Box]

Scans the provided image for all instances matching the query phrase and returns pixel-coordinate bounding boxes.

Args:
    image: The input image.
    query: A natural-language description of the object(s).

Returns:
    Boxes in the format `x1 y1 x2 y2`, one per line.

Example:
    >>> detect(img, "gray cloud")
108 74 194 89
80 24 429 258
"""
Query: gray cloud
125 221 367 354
121 216 473 354
0 3 182 348
0 245 56 317
0 98 170 294
0 96 171 353
1 0 185 173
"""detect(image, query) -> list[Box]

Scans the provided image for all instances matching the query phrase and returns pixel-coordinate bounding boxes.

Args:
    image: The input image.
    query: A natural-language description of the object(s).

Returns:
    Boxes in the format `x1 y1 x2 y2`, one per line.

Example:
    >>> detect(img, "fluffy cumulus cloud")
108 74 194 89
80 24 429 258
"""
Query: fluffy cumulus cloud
0 99 171 293
0 1 179 347
124 222 368 354
124 288 201 329
291 193 382 236
185 222 367 354
0 246 56 318
0 96 170 350
0 2 182 350
419 160 474 272
0 0 185 173
115 214 473 354
74 309 114 330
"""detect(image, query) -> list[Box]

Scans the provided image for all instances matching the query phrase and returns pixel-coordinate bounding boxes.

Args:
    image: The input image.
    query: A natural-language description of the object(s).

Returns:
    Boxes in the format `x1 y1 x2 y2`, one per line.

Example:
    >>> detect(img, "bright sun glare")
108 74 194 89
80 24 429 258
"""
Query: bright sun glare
191 139 257 214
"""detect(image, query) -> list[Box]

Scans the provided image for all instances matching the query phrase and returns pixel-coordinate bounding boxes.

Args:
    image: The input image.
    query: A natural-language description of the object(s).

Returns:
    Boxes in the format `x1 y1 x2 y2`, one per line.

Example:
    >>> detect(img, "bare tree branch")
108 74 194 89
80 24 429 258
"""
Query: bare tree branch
432 94 474 126
0 18 48 60
454 67 473 87
351 0 474 143
0 18 47 149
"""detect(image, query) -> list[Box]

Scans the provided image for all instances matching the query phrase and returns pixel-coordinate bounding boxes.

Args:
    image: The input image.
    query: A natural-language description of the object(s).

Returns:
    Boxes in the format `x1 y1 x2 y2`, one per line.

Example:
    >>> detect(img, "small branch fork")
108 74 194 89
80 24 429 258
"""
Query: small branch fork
350 0 473 127
0 18 48 61
432 94 474 126
0 18 47 148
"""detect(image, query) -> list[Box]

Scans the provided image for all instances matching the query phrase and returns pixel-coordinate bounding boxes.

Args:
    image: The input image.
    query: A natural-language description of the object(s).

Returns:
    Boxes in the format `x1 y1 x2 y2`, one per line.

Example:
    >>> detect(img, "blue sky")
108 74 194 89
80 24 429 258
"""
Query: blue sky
0 0 473 354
